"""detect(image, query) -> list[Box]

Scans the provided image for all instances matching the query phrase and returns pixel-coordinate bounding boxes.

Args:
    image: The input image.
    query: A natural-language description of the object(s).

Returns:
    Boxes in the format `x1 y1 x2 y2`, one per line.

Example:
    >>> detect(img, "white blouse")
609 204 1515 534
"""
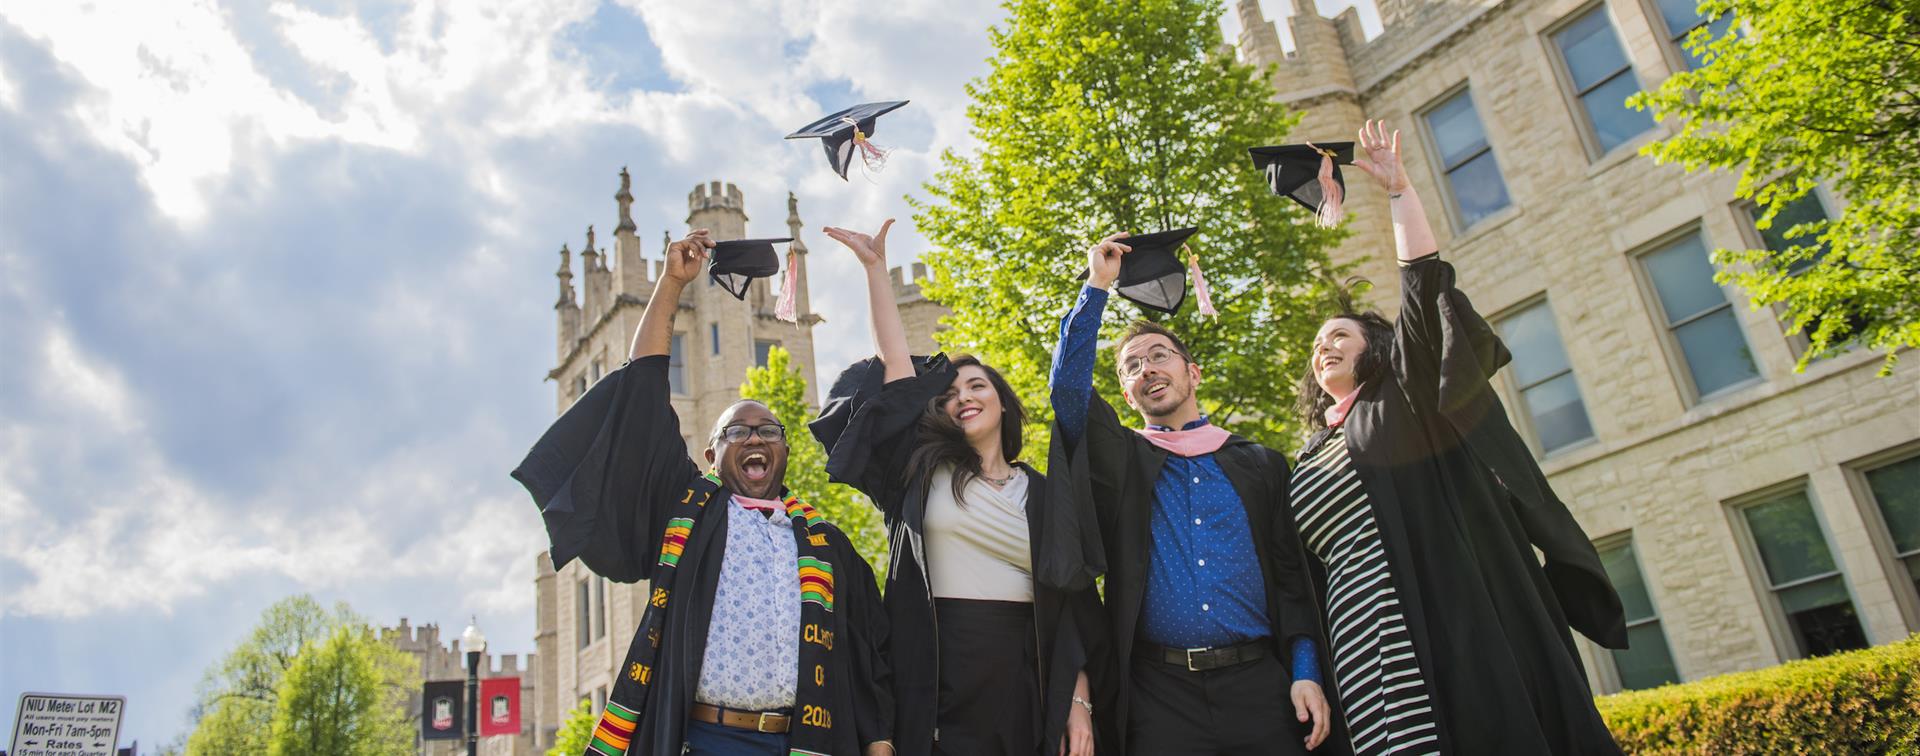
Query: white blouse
922 464 1035 602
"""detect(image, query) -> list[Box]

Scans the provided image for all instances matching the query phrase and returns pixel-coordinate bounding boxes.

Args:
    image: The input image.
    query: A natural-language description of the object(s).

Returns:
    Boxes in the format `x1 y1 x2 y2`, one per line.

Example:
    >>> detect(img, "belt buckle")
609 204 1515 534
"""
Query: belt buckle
756 711 780 733
1184 646 1211 672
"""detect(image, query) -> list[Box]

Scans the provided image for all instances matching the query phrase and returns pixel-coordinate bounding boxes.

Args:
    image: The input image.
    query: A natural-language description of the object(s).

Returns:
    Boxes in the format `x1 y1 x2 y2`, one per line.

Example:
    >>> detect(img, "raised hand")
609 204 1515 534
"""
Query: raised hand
823 219 895 270
663 229 714 285
1086 232 1131 290
1350 119 1411 194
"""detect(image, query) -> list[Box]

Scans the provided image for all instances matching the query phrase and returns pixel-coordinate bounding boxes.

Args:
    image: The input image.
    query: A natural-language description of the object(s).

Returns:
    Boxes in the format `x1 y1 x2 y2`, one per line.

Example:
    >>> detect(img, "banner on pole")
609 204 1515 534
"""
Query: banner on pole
478 677 521 736
421 681 464 740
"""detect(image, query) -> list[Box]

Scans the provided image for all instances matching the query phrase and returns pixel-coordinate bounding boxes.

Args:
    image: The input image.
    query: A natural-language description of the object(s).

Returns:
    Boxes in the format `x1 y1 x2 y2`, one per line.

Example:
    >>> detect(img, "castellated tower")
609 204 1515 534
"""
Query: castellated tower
1238 0 1398 302
380 618 537 756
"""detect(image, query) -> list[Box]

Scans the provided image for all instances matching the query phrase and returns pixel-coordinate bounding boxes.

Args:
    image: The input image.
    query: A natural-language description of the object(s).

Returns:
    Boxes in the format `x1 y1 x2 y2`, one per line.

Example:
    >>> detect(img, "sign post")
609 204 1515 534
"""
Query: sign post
10 693 124 756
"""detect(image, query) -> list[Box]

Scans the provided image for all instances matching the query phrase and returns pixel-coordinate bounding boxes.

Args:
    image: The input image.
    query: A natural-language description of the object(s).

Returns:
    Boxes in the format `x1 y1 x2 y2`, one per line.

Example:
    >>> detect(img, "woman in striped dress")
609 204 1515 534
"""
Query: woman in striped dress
1290 121 1629 755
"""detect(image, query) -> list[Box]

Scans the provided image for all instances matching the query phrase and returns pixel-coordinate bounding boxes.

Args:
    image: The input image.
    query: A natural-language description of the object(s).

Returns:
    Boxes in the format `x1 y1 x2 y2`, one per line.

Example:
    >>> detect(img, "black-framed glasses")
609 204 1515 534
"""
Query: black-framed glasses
1119 347 1184 379
718 423 787 444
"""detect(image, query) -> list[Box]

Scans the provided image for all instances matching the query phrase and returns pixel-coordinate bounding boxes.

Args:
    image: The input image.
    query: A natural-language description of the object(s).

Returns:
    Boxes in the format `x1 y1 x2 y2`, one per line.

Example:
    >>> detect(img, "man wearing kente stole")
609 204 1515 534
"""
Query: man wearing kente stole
514 228 894 756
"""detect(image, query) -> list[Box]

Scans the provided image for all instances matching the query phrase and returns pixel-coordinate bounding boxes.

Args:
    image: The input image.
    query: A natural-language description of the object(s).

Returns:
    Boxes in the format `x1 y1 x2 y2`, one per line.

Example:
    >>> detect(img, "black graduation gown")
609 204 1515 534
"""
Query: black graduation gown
511 355 893 756
1297 257 1627 755
812 356 1114 756
1036 388 1327 755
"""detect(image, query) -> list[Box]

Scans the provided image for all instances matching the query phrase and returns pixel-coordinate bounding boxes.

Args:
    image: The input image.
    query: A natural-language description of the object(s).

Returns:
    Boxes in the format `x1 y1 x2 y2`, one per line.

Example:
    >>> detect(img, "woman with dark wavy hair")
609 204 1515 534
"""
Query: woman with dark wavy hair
1287 121 1627 756
810 220 1108 756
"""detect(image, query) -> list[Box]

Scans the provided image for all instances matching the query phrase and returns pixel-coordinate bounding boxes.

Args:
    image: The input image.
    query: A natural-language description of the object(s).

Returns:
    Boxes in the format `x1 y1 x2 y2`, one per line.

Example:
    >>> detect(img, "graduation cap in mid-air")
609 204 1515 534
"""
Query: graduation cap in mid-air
1077 227 1216 316
1249 142 1354 228
787 101 910 180
708 238 803 322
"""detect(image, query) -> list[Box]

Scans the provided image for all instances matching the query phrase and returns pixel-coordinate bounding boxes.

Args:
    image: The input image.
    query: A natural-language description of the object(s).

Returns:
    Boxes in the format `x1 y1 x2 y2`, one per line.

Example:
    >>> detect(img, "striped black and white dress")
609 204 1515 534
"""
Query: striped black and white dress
1293 428 1440 756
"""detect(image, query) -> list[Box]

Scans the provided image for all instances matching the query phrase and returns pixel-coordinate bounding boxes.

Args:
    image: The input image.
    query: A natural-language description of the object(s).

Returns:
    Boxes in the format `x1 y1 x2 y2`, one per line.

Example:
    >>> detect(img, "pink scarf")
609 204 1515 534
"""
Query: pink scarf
1134 423 1232 457
732 493 784 513
1325 386 1362 428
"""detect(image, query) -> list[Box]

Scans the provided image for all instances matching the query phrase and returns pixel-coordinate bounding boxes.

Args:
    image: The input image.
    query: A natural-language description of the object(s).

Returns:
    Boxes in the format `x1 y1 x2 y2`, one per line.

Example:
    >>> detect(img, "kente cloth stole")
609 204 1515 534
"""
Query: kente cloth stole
586 473 843 756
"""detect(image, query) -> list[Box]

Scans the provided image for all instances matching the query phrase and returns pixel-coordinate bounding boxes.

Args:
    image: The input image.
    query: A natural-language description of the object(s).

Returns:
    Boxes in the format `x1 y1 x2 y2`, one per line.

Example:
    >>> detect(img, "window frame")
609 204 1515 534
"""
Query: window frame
1590 530 1683 691
1725 479 1867 660
1730 185 1845 362
710 322 721 356
1491 294 1597 458
575 578 591 650
755 339 780 369
1628 224 1763 406
1542 2 1657 160
1416 82 1512 232
591 578 606 641
1640 0 1735 72
1844 441 1920 632
669 332 688 396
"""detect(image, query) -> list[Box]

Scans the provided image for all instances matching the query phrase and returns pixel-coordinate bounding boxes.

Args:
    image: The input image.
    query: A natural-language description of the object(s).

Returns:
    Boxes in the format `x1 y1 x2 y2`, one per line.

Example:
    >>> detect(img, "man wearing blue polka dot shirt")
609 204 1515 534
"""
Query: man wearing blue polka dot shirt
1038 232 1334 755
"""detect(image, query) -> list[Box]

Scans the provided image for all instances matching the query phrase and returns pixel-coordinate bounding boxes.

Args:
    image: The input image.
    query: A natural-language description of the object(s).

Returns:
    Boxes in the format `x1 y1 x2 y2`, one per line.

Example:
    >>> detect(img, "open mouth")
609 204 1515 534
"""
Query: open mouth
956 406 982 422
1319 356 1343 373
741 451 771 482
1145 380 1170 400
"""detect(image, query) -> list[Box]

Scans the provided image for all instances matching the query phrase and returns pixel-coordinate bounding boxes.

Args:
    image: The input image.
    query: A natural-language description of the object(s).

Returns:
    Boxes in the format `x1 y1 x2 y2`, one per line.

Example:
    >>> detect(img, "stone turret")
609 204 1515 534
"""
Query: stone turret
616 168 649 297
556 243 579 358
1262 0 1358 99
685 180 748 237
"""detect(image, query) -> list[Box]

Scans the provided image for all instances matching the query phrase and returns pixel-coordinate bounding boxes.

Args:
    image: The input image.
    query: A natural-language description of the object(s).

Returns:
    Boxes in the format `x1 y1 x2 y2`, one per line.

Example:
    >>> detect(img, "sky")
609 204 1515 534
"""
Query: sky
0 0 1377 748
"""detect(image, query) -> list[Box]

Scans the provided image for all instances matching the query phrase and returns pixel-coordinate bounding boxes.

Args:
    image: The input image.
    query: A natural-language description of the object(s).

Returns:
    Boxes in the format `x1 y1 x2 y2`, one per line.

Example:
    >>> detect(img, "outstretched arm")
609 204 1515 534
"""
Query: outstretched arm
1350 120 1439 263
1048 232 1129 444
824 220 914 383
629 229 713 360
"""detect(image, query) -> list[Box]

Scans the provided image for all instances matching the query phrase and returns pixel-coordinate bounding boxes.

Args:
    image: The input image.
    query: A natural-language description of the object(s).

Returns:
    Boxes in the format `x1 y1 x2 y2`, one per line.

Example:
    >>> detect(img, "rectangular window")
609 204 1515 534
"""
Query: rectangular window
1640 233 1760 398
1739 488 1869 658
575 579 591 650
1551 6 1657 154
1651 0 1737 70
1497 300 1595 454
1597 538 1681 689
710 323 720 356
1863 454 1920 602
592 579 606 641
755 340 779 368
669 334 687 395
1748 191 1833 276
590 358 603 384
573 375 587 401
1422 87 1511 228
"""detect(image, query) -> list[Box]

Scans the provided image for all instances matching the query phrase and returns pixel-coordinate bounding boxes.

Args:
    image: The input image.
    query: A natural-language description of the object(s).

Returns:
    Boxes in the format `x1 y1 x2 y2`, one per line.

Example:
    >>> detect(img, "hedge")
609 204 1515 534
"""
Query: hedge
1596 635 1920 754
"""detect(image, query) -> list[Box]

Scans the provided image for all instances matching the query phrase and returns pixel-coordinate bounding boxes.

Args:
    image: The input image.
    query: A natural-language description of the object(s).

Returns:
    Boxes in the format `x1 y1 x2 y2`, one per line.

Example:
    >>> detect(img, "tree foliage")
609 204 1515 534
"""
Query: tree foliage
185 595 353 754
740 345 889 575
911 0 1341 453
1630 0 1920 373
184 595 415 756
547 698 597 756
267 625 417 756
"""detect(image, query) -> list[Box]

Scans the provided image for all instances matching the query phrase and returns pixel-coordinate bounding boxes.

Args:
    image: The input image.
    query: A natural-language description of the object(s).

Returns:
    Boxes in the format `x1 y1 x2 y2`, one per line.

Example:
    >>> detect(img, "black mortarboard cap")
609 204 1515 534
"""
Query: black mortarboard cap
707 238 792 300
1076 227 1201 314
1249 142 1355 214
786 101 910 180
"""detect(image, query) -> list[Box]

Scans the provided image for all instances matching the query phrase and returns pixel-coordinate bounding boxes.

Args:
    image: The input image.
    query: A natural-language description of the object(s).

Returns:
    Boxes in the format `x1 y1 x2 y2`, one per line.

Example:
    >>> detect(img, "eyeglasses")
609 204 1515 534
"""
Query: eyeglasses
1119 347 1184 379
718 423 786 444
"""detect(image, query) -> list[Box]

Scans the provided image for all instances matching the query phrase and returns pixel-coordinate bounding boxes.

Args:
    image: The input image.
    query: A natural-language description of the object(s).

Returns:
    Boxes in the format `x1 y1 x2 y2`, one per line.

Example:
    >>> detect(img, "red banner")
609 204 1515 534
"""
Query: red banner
478 677 521 736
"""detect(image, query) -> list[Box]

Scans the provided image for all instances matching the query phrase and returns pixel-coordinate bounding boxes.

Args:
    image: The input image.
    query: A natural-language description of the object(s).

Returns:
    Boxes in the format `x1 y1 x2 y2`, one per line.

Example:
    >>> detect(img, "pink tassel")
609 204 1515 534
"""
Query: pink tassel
1315 150 1344 228
775 248 799 323
841 117 892 174
1187 246 1218 318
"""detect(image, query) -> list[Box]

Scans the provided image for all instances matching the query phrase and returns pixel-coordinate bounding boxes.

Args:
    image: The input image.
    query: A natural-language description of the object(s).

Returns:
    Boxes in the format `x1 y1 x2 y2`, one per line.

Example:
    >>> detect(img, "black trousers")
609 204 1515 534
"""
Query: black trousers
1128 651 1312 756
934 598 1042 756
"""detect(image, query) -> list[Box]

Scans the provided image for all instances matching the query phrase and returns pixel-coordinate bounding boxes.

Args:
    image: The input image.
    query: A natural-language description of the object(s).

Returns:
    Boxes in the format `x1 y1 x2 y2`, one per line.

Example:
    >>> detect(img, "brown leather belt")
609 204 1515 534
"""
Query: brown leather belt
1136 639 1270 672
689 703 791 733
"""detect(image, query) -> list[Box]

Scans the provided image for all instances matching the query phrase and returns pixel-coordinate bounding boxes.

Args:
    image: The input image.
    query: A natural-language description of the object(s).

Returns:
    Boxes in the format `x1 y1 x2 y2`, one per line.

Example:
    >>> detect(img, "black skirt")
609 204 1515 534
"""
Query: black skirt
934 598 1042 756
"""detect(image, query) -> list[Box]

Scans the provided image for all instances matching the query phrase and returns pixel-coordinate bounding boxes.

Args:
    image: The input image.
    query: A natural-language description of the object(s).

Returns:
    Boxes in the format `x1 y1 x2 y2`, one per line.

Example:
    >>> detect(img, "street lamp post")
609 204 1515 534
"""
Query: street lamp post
462 617 487 756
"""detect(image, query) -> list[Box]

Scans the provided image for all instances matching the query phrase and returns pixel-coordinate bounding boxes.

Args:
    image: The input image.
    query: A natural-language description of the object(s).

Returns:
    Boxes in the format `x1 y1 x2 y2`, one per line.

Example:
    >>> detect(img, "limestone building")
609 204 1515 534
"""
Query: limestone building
1236 0 1918 693
381 618 537 756
526 174 940 750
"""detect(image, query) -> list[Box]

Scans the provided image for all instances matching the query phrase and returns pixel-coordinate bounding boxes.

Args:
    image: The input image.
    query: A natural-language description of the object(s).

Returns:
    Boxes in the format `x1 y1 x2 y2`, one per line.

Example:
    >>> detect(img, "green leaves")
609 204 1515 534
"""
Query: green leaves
547 698 597 756
912 0 1341 453
1631 0 1920 374
739 346 889 578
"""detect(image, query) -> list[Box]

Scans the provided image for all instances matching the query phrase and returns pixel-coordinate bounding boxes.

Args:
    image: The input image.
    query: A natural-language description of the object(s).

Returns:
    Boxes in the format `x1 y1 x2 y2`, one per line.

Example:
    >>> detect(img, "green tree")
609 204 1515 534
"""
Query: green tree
266 625 418 756
185 595 353 754
911 0 1341 453
740 345 889 575
1630 0 1920 374
547 698 596 756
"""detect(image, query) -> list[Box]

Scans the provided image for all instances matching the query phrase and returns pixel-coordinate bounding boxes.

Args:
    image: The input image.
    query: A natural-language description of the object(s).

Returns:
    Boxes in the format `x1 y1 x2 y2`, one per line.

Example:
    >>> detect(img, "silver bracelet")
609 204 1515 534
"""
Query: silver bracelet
1071 695 1094 715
